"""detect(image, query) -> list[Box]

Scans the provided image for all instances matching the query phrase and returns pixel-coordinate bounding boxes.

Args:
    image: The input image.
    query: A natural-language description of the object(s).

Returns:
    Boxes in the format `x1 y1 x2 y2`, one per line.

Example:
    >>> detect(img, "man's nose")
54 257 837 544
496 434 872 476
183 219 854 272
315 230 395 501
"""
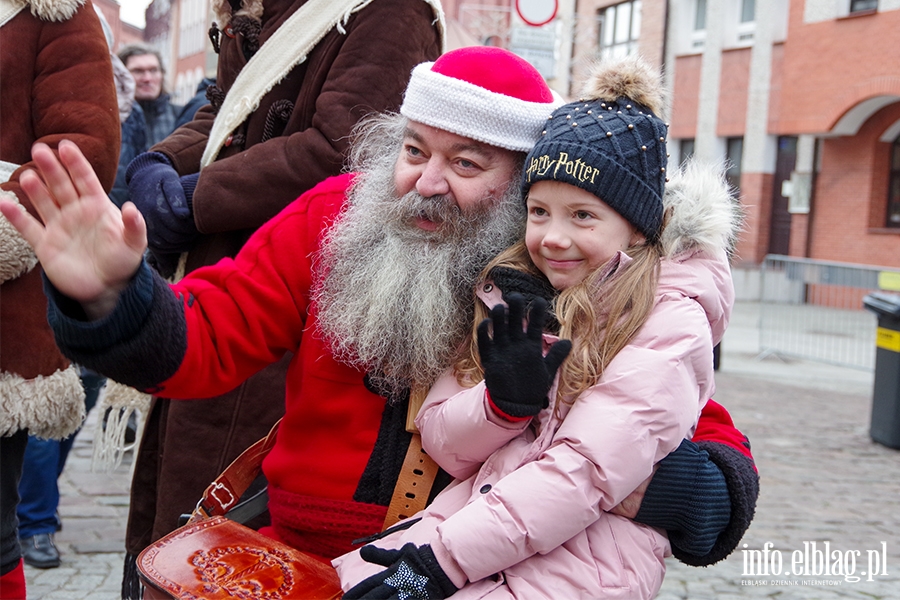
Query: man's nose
415 159 450 198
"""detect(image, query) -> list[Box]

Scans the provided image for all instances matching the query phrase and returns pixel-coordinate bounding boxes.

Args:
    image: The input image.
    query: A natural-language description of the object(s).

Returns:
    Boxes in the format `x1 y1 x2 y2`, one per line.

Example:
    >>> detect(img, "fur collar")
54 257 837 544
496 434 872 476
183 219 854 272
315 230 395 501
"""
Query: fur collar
213 0 263 28
8 0 85 22
661 159 744 260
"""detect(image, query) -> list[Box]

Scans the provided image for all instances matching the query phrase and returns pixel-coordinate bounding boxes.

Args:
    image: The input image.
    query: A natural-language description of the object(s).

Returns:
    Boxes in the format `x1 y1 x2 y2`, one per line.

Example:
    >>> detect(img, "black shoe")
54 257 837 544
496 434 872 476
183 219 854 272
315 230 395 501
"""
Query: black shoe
19 533 61 568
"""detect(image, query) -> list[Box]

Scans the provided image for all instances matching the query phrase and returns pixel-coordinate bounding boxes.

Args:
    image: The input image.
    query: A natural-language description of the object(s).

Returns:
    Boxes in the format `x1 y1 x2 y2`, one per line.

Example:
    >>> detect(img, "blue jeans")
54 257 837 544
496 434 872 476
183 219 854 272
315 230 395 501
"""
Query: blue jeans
16 369 105 539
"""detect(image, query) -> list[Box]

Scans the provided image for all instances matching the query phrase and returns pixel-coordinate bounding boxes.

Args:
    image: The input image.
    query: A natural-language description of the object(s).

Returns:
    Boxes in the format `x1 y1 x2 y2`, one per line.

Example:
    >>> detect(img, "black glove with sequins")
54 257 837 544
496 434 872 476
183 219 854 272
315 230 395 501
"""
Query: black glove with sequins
343 543 458 600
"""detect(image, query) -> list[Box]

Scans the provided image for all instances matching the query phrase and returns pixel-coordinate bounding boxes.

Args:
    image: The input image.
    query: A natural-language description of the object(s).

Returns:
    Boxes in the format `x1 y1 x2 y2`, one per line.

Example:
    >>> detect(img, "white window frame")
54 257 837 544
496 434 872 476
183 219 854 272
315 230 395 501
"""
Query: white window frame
596 0 643 60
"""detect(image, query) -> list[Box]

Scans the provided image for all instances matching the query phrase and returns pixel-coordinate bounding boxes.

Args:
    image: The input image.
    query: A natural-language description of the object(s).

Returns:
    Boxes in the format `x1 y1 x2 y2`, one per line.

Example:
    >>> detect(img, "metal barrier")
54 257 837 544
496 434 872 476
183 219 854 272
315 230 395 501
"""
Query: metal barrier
758 255 900 371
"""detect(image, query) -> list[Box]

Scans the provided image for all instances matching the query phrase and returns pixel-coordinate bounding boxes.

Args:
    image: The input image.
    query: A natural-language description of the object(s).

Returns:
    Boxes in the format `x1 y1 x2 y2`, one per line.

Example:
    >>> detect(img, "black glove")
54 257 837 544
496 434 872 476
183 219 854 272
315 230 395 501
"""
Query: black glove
343 543 458 600
477 293 572 419
125 152 199 254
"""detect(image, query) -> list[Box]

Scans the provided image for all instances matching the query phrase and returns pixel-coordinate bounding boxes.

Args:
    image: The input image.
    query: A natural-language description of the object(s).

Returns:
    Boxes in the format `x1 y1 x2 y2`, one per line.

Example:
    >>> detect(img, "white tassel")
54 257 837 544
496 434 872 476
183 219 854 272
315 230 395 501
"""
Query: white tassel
91 381 151 474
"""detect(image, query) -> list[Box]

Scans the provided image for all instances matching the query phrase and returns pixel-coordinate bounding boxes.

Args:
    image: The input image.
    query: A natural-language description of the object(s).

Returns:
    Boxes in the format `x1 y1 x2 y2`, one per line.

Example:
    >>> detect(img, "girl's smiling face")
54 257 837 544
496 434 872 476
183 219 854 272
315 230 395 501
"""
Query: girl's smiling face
525 180 644 290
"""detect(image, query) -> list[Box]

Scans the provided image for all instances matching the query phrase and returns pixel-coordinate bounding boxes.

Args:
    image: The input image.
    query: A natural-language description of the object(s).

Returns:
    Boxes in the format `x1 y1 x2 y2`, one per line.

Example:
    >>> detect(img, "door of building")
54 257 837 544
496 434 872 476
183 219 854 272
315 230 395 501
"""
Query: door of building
768 136 797 255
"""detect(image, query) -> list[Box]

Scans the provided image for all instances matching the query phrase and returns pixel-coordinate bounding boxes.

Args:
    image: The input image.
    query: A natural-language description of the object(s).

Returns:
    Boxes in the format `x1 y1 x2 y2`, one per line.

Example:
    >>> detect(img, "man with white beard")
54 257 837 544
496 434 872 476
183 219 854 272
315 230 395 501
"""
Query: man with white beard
0 46 757 567
316 113 528 398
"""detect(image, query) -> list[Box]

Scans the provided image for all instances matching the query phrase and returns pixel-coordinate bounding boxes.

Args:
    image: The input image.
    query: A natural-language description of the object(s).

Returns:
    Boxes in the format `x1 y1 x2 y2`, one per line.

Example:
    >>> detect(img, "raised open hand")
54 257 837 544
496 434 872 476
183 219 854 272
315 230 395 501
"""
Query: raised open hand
0 141 147 317
477 293 572 419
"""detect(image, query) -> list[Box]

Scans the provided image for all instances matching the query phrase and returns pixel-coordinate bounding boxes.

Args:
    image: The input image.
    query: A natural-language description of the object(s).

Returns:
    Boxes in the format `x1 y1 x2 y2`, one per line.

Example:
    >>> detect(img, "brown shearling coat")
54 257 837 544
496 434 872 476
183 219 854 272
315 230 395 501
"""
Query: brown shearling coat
0 0 119 440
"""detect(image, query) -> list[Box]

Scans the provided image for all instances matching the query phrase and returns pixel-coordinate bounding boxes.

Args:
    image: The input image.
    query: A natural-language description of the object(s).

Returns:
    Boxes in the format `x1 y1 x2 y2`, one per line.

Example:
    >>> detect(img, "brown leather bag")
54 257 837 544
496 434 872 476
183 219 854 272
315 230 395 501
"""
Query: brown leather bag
137 409 440 599
137 420 342 599
139 515 342 599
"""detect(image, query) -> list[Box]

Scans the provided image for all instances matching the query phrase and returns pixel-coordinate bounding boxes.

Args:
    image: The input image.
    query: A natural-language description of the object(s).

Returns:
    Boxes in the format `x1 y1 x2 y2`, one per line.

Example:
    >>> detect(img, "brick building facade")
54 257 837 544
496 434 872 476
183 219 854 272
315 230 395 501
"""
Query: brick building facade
133 0 900 272
664 0 899 268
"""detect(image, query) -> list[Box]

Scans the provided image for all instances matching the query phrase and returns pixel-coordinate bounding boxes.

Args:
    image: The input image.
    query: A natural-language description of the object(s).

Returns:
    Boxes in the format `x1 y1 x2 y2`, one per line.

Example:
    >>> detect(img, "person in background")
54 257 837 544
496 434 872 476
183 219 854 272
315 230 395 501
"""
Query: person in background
108 61 148 207
0 0 119 593
117 44 182 148
174 77 216 131
1 47 757 598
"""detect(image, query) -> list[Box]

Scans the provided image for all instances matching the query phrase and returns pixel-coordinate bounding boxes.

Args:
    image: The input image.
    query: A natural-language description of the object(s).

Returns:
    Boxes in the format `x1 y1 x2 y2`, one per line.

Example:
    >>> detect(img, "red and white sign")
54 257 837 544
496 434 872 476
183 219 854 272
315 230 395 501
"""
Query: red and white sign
515 0 558 27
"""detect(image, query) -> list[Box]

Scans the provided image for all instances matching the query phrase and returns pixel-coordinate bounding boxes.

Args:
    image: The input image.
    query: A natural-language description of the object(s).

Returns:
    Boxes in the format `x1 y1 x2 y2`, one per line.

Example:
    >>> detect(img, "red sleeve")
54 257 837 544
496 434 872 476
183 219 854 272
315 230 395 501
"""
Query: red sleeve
158 174 351 398
693 399 757 472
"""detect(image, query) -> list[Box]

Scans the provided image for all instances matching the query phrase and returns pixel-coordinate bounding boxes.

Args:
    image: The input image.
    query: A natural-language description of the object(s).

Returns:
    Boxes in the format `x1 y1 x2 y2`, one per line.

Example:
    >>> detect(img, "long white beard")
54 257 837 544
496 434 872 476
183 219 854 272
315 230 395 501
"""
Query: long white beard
314 116 524 397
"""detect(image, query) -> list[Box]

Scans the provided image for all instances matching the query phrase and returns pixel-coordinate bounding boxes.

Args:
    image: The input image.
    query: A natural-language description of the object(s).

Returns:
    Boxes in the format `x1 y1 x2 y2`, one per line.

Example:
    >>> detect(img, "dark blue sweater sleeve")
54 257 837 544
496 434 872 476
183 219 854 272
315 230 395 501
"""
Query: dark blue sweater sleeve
634 438 751 565
44 260 188 392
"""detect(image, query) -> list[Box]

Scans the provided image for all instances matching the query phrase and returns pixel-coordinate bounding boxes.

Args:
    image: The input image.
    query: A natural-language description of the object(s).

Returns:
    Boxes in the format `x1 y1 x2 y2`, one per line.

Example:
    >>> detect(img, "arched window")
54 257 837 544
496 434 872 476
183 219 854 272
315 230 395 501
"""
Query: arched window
888 135 900 228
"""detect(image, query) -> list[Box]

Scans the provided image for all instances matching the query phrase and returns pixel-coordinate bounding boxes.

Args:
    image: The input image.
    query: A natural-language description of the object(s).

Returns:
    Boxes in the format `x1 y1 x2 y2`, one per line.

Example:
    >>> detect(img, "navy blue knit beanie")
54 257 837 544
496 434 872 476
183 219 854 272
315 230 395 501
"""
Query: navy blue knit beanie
522 56 668 241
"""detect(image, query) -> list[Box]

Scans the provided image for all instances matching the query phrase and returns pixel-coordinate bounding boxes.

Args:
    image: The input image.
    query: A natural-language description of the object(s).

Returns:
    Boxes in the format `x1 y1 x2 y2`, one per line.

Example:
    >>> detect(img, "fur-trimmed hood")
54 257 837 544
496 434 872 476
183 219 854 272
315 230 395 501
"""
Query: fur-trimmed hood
661 159 743 261
657 159 742 346
7 0 85 22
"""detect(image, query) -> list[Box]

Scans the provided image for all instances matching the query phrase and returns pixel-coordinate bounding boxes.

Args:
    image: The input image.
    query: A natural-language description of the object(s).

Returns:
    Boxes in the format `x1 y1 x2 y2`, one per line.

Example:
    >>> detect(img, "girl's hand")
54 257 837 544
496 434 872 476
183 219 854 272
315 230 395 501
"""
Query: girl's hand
0 141 146 319
477 294 572 419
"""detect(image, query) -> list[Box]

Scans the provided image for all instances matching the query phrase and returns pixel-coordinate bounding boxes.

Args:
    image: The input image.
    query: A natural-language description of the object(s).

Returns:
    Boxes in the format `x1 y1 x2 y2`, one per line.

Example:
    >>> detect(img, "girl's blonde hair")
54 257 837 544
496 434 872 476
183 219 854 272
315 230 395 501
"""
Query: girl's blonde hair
455 234 662 406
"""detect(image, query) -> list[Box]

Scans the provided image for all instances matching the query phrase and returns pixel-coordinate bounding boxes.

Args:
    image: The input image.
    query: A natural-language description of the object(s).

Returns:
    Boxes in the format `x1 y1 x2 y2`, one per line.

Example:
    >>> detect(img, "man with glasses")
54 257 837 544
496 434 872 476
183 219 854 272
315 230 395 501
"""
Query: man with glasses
118 45 182 147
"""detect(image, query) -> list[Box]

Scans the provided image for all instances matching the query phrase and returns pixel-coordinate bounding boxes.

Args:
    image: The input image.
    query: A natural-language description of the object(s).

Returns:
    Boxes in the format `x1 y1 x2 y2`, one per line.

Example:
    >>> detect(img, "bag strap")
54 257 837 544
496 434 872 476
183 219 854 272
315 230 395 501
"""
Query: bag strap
190 386 441 531
187 417 282 523
382 432 440 529
382 386 439 529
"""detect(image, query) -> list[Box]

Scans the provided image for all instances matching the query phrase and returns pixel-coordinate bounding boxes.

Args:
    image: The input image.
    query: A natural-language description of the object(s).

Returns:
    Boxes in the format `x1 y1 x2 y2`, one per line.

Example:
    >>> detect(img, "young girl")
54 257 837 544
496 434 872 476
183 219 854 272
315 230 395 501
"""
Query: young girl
334 56 742 599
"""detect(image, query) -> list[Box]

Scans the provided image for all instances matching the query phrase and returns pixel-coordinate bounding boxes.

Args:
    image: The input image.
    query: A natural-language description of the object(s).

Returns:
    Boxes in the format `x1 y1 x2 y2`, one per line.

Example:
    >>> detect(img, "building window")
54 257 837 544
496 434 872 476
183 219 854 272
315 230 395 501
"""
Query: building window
888 136 900 227
597 1 642 59
736 0 756 42
680 139 695 166
850 0 878 13
178 0 207 58
740 0 756 22
726 137 743 193
694 0 707 30
689 0 707 50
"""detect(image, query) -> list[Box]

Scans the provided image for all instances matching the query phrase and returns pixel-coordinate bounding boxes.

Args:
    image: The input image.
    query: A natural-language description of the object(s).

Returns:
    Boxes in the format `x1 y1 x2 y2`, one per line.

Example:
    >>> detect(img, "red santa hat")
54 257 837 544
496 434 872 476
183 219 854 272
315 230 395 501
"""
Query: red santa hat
400 46 562 152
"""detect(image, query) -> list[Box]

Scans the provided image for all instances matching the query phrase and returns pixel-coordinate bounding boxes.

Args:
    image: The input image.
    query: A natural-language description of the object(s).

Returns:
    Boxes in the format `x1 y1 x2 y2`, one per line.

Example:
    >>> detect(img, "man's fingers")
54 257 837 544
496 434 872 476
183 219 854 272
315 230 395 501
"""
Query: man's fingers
18 168 62 226
57 140 109 200
121 203 148 252
0 198 46 249
29 143 80 206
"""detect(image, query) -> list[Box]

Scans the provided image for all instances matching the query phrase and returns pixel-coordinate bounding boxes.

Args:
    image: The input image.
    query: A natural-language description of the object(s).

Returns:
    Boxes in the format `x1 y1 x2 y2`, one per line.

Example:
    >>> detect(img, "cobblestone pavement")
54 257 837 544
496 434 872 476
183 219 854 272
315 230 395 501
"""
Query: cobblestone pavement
24 302 900 599
23 405 131 599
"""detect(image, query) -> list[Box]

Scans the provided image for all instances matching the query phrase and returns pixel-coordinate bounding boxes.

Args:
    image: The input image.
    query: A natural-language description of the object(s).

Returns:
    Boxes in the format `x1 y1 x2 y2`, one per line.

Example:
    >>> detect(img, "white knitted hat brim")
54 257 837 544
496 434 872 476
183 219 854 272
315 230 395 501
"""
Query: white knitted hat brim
400 62 562 152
